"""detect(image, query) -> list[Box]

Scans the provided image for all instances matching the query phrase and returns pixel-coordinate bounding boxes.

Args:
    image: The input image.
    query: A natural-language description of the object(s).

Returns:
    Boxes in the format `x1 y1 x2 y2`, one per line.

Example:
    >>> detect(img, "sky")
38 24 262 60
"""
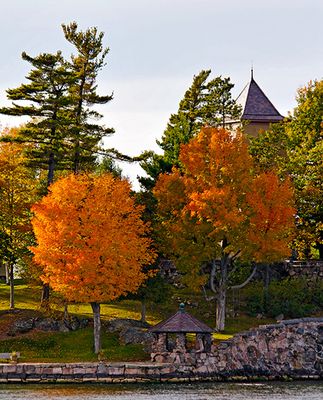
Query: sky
0 0 322 189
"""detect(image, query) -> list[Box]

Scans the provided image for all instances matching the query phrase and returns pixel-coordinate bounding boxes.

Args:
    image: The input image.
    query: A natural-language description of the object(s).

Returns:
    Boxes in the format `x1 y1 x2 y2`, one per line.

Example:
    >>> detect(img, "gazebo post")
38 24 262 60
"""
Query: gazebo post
204 333 212 352
154 332 168 352
175 333 187 352
195 333 205 352
196 332 212 352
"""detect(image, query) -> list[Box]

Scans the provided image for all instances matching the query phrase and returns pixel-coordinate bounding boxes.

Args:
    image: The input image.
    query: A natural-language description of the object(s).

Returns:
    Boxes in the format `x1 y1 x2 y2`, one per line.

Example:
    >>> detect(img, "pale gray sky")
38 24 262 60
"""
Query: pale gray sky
0 0 322 188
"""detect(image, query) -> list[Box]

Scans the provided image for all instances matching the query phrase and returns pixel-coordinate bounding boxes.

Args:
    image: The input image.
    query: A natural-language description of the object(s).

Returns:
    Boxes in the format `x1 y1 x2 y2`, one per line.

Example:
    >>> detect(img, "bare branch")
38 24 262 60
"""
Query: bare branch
202 285 217 302
231 249 241 261
229 264 257 290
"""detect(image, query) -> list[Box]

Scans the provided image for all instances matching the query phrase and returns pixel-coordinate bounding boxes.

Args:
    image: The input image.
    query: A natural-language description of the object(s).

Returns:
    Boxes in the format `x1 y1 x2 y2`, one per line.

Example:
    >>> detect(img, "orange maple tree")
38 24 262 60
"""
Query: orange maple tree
154 127 295 331
0 128 36 309
31 173 156 353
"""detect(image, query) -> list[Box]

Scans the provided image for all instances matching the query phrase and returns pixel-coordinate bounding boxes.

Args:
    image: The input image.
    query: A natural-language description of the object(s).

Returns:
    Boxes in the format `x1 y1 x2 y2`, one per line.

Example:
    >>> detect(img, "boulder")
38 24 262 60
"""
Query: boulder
120 326 154 343
64 316 89 331
34 318 60 331
7 318 34 336
105 318 153 352
6 315 89 336
80 318 89 329
35 316 89 332
105 318 150 333
58 323 70 333
63 316 80 331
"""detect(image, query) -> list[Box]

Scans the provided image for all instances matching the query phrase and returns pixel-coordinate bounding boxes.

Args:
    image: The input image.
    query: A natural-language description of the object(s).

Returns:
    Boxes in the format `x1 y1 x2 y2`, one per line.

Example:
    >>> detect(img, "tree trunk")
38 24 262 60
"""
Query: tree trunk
216 284 226 331
9 261 14 310
140 301 146 323
91 302 101 354
47 151 55 187
208 255 228 332
73 145 80 174
73 72 86 174
263 264 270 313
40 284 50 309
64 302 69 320
40 151 56 307
215 251 229 332
5 262 9 285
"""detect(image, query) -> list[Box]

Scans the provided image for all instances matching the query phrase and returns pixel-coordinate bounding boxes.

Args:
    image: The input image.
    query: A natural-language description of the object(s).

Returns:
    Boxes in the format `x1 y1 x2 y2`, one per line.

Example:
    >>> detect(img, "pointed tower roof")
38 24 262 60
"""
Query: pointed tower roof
237 70 284 123
150 304 213 334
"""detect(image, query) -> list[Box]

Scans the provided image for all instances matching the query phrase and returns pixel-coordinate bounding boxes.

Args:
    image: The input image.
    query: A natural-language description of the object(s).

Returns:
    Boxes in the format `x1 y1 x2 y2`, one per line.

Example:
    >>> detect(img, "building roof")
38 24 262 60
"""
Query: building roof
236 71 284 123
150 304 213 334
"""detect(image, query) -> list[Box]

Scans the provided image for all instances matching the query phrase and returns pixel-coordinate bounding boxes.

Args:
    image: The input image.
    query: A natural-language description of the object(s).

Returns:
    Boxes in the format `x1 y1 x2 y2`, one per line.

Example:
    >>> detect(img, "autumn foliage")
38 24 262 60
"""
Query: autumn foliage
249 80 323 258
154 127 295 330
31 173 156 303
155 128 295 263
245 172 297 262
0 128 36 309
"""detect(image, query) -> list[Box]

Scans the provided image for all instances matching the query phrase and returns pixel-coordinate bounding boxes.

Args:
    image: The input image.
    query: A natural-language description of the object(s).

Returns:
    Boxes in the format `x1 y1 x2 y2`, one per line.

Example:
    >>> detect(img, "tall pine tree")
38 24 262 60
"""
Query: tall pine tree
62 22 114 173
0 51 73 187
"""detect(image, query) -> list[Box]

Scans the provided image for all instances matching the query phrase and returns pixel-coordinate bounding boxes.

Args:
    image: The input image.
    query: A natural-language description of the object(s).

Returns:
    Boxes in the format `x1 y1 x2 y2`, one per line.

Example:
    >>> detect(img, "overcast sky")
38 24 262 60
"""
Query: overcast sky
0 0 322 188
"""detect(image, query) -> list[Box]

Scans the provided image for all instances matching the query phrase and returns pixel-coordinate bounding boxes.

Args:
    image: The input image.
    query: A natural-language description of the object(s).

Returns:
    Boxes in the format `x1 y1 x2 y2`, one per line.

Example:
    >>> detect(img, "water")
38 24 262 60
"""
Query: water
0 382 322 400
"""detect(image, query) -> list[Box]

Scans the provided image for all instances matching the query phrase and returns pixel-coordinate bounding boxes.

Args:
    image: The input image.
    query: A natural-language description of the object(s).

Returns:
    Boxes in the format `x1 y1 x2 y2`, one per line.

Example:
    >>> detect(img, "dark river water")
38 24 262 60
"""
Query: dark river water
0 382 322 400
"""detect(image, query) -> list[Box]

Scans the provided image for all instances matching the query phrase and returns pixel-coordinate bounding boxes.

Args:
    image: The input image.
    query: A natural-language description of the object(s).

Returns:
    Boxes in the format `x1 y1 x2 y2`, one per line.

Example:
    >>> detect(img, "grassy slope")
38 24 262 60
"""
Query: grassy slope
0 328 148 363
0 280 274 362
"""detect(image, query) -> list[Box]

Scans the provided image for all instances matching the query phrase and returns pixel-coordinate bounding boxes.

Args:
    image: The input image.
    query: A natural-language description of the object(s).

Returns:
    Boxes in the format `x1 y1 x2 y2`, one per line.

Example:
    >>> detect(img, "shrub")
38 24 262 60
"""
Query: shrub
244 278 321 318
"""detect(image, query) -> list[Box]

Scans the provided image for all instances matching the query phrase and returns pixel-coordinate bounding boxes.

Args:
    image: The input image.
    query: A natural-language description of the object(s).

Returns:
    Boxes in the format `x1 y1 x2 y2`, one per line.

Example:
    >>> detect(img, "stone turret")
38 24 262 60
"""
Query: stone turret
228 70 284 137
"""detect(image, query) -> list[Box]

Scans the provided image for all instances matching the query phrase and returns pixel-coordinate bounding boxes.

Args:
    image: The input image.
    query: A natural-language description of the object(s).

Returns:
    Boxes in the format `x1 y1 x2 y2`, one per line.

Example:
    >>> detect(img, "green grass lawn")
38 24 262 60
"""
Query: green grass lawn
0 281 147 322
0 279 276 362
0 328 148 363
0 281 151 362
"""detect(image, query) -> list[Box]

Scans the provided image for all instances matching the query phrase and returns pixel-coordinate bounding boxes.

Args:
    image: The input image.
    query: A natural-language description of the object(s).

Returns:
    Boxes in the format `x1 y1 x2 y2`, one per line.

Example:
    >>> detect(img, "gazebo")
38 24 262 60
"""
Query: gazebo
150 304 213 364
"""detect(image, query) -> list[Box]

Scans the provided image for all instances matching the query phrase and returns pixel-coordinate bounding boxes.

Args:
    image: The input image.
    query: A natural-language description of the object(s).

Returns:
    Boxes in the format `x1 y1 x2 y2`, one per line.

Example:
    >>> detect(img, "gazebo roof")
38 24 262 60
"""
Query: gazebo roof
150 304 213 334
236 71 284 123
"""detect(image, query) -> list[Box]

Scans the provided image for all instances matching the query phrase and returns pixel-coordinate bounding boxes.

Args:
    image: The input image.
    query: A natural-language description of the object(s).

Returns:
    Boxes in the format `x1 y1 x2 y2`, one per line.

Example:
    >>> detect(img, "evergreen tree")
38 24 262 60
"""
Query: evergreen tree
203 76 241 128
95 155 122 178
62 22 114 173
1 22 116 179
0 51 73 187
139 70 241 190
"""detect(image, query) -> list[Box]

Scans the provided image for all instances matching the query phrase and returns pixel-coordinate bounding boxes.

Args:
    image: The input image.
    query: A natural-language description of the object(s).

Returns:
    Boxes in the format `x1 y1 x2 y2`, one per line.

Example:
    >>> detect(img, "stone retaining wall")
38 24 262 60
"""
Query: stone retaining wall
285 260 323 280
0 360 321 384
0 361 258 383
204 317 323 379
1 317 323 383
0 362 185 383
